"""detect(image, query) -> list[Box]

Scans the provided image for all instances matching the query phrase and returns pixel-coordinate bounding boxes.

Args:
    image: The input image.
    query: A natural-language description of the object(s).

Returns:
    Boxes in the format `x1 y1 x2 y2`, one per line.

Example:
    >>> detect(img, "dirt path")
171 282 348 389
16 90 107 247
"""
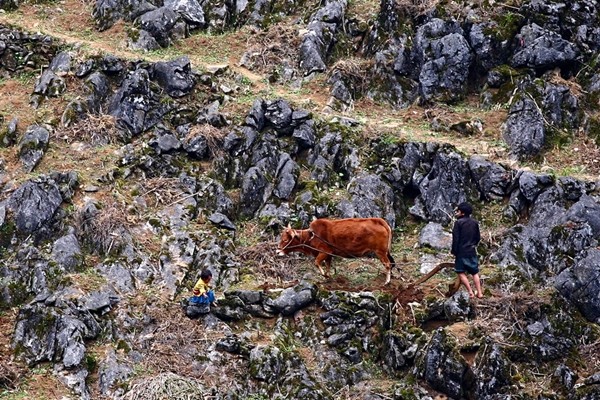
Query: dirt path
2 0 599 180
0 1 268 88
0 3 466 114
0 3 503 137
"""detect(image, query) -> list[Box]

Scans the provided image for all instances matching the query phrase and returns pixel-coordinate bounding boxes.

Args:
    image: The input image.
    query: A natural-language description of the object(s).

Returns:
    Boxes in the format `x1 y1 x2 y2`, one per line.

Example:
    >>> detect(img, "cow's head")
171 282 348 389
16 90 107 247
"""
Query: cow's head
276 224 300 256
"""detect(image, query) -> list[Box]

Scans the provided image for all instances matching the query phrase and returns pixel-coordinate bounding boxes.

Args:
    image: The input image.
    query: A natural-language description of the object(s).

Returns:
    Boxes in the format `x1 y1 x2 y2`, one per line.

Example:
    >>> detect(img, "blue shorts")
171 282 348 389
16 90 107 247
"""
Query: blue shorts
455 256 479 275
189 290 215 304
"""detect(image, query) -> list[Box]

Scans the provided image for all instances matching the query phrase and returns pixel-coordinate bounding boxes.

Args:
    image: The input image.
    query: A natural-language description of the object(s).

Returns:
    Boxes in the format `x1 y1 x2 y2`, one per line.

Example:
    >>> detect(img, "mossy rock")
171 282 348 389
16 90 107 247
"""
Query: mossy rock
490 66 525 104
126 26 141 43
574 384 600 399
261 0 314 27
0 219 16 249
586 115 600 146
0 0 19 11
489 11 525 41
0 127 17 148
544 126 572 150
546 294 600 341
5 279 31 308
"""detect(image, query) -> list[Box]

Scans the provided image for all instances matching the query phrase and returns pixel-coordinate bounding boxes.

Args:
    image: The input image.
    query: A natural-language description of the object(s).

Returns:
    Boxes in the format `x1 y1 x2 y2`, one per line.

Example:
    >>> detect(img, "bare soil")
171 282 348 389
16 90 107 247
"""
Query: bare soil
319 274 425 305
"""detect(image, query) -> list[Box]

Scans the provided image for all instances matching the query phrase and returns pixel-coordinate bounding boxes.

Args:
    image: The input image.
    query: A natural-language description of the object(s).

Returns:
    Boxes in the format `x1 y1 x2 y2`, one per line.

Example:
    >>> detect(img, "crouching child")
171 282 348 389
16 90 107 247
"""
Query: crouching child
189 269 216 314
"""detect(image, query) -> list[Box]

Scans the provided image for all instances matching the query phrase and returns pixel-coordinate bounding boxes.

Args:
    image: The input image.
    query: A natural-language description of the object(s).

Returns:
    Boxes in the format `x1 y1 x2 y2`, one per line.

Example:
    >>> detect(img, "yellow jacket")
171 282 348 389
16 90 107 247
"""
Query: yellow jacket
193 278 210 296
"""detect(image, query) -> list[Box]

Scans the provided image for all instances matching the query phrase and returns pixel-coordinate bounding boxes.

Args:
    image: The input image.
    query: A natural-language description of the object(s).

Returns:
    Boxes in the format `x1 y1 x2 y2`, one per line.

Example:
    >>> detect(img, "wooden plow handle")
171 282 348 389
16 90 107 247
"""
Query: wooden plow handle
408 262 454 287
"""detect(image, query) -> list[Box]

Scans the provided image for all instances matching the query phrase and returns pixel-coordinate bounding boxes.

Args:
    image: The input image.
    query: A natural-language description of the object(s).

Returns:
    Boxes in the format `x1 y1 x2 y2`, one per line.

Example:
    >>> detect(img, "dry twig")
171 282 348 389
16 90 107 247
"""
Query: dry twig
0 362 22 390
60 114 120 146
137 177 182 207
238 241 301 282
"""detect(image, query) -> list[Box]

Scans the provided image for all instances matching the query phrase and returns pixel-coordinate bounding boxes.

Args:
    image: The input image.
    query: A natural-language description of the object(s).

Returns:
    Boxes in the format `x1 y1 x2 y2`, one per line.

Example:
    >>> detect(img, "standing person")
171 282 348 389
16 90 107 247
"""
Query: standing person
451 202 483 298
190 269 216 311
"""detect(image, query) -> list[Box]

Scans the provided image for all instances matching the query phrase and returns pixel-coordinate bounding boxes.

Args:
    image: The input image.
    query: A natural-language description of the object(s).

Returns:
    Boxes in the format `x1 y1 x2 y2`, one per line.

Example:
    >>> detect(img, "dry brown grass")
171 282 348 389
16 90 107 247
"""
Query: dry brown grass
239 242 305 283
0 79 39 129
125 302 235 384
541 132 600 177
547 68 585 97
76 198 132 255
0 3 597 399
0 0 591 188
468 292 575 346
239 22 301 74
328 58 372 97
0 362 21 391
67 269 107 292
122 372 206 400
330 380 398 400
346 0 380 18
579 340 600 377
395 0 443 16
1 369 70 400
60 114 121 146
0 310 22 392
0 307 68 399
186 124 228 159
135 177 183 208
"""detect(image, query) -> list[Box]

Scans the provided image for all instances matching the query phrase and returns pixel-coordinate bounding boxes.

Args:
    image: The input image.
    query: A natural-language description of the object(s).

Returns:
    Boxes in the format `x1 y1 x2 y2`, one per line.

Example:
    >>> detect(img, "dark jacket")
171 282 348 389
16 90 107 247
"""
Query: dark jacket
451 216 480 257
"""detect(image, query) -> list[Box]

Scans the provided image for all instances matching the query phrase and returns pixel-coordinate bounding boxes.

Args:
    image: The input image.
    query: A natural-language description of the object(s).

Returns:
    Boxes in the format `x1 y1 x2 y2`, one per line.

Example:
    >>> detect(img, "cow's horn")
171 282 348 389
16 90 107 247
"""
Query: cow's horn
286 223 292 230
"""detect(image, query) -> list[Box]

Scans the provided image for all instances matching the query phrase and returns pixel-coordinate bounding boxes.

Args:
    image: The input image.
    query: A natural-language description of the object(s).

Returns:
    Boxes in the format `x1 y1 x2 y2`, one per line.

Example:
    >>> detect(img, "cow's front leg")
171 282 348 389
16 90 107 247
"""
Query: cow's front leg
384 268 391 285
315 253 328 277
377 251 393 285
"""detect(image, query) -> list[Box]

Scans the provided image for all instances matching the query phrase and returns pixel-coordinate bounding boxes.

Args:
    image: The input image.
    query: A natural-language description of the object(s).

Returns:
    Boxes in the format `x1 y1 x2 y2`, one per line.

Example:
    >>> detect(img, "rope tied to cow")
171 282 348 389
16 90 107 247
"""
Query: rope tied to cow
305 228 362 259
283 228 389 261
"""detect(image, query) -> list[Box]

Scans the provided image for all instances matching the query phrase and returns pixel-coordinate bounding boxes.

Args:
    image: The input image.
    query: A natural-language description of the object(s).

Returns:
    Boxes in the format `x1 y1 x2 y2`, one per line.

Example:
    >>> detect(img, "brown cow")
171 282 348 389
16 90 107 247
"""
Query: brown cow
276 218 396 285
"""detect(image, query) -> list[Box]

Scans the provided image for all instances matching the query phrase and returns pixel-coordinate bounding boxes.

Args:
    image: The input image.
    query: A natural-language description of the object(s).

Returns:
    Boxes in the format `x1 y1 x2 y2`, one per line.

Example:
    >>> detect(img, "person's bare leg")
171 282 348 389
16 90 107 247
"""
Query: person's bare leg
473 273 483 298
458 273 474 297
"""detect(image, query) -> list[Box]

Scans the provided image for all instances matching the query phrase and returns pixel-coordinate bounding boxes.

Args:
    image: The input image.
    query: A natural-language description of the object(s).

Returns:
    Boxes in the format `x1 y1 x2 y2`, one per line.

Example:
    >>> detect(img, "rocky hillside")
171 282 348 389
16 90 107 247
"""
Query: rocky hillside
0 0 600 398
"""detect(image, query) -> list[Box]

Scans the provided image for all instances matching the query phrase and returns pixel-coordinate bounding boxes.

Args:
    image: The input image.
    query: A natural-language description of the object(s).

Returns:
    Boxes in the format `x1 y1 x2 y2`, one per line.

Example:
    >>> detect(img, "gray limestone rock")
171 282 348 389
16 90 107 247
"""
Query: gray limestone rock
51 234 83 272
555 249 600 323
18 125 50 172
502 96 545 160
265 281 316 316
419 222 452 251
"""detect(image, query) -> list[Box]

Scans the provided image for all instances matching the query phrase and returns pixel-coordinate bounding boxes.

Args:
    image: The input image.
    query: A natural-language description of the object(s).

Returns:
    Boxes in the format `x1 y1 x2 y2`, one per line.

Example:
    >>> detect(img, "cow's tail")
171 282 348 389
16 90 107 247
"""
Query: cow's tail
388 252 396 271
385 220 395 271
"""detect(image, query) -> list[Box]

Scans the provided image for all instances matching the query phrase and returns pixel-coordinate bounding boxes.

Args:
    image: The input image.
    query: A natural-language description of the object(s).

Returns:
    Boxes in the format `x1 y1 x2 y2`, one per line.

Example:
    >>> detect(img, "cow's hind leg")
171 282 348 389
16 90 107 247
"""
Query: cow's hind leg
387 253 396 283
324 255 333 277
